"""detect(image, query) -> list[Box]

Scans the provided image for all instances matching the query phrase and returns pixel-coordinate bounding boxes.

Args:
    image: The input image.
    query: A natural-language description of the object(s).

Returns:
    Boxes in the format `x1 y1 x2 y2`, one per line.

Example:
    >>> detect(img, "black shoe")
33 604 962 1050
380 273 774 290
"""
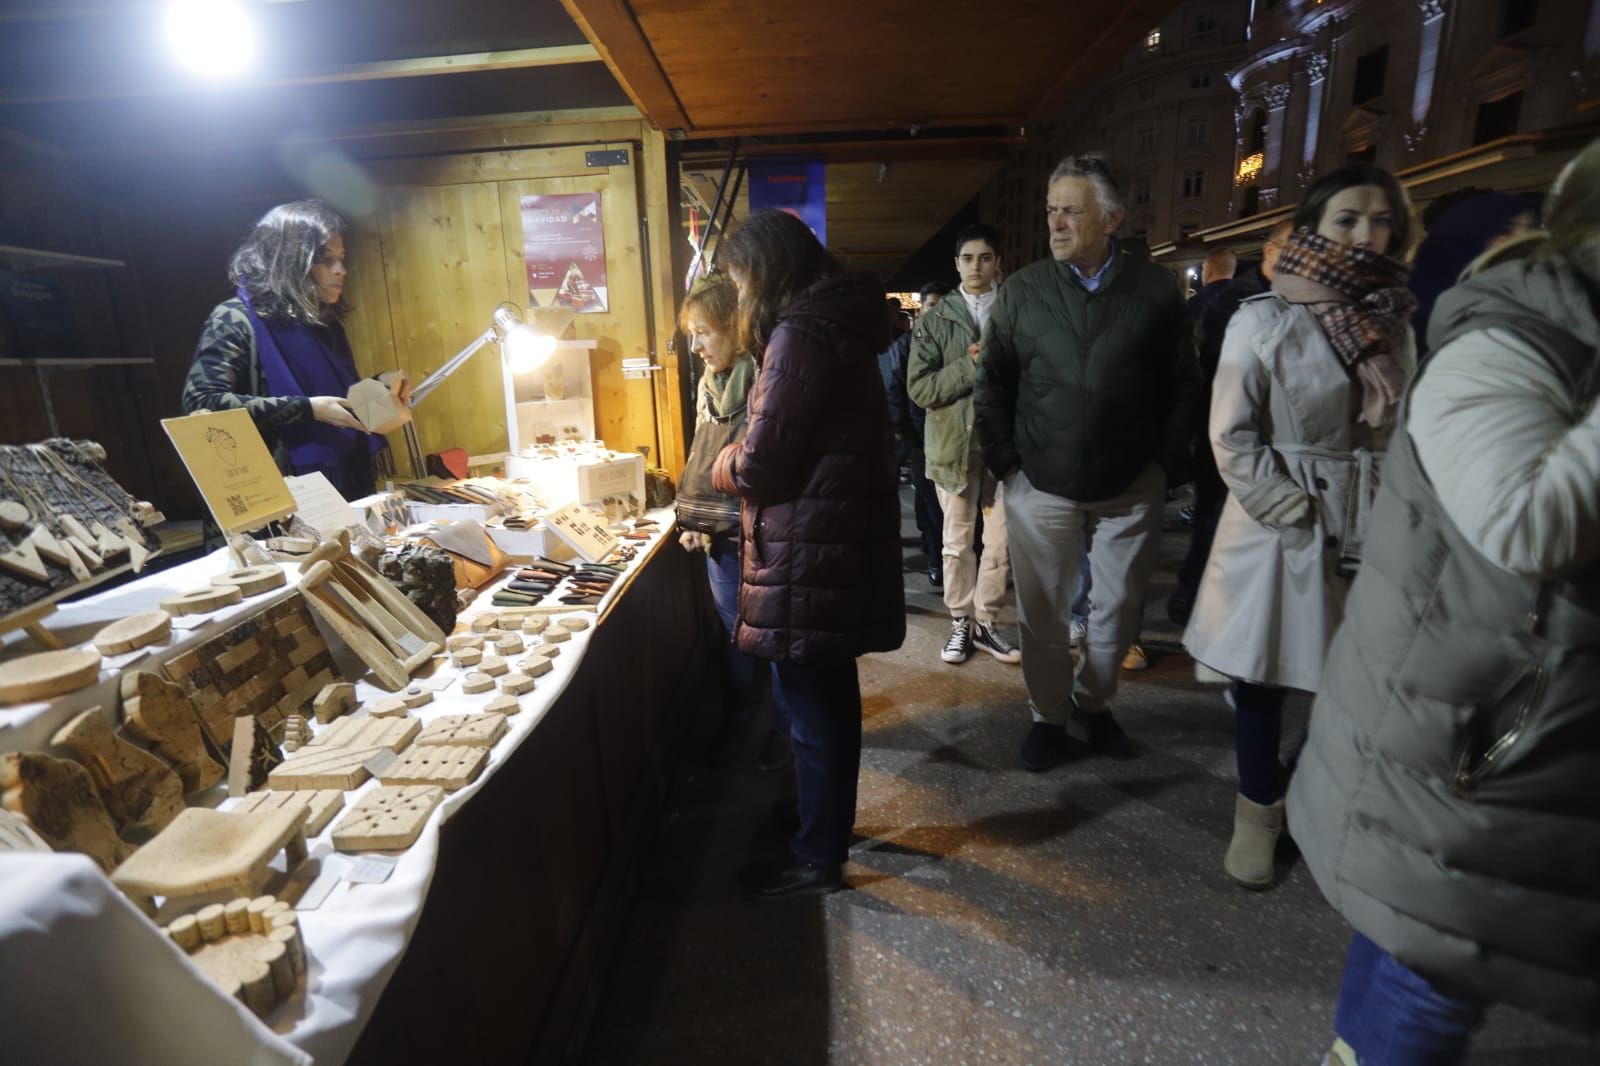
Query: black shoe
1073 708 1139 760
756 728 793 772
1167 588 1195 627
739 858 842 901
1020 722 1070 772
927 563 944 589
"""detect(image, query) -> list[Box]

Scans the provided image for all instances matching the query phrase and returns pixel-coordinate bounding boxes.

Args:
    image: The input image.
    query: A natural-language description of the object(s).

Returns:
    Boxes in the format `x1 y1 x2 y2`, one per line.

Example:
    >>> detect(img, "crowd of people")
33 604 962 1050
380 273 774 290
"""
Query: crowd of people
673 141 1600 1064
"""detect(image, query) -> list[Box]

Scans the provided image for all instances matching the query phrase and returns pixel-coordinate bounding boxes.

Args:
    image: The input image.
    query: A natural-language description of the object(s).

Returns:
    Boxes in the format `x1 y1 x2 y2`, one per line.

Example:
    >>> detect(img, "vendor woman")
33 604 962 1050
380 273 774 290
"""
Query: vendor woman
181 199 402 499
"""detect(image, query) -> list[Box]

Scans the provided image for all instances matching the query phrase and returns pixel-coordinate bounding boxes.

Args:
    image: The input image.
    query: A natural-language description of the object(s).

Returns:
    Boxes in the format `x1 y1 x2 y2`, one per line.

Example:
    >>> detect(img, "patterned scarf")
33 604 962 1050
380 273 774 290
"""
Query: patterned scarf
1271 232 1417 427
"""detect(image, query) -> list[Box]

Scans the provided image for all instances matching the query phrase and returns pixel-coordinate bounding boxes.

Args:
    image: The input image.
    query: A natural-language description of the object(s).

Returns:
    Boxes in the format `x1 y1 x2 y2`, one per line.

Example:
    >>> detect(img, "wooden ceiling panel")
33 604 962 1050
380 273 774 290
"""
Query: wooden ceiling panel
573 0 1182 136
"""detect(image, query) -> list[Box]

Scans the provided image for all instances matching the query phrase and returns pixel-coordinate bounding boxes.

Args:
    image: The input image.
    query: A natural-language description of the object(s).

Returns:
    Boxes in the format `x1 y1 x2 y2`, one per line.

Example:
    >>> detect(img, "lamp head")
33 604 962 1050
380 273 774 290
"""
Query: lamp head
492 303 556 371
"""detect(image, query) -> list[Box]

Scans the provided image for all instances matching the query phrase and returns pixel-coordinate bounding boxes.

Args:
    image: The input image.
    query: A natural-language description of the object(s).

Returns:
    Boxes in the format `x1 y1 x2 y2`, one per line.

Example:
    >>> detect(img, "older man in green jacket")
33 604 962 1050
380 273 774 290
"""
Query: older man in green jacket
908 223 1020 666
975 156 1202 770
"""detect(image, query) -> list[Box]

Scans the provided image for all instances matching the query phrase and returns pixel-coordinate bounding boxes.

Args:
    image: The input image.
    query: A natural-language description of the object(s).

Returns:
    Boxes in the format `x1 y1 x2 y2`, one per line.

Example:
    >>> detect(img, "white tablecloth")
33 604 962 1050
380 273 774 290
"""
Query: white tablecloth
0 514 674 1064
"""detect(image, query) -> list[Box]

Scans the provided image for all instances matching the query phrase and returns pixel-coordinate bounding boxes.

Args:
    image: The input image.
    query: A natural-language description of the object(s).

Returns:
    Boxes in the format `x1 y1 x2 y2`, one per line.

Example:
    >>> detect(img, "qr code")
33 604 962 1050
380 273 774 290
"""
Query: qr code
225 494 247 516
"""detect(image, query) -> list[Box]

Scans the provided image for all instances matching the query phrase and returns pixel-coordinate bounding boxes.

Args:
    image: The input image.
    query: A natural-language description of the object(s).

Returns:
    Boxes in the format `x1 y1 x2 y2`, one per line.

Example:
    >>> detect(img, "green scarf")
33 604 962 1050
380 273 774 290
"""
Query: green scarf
696 353 757 425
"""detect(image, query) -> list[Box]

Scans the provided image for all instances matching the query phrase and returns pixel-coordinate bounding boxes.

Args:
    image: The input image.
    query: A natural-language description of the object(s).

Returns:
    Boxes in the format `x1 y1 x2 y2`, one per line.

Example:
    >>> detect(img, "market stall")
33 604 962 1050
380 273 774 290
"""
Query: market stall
1 508 711 1063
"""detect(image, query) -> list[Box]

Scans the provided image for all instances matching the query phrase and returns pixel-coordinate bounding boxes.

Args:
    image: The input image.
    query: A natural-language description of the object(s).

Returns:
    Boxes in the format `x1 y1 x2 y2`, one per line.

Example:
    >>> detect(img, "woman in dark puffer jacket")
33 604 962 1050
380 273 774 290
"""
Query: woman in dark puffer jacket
713 209 907 900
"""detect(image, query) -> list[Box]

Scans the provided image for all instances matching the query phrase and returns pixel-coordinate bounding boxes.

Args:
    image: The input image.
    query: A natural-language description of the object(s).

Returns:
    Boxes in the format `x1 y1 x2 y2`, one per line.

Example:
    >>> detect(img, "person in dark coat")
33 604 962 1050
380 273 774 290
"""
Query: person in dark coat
883 281 952 586
712 209 907 900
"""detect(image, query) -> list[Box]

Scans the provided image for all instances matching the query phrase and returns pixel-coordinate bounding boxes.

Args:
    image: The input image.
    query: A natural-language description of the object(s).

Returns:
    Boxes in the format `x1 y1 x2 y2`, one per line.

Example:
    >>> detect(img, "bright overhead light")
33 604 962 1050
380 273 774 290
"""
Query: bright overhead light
166 0 255 78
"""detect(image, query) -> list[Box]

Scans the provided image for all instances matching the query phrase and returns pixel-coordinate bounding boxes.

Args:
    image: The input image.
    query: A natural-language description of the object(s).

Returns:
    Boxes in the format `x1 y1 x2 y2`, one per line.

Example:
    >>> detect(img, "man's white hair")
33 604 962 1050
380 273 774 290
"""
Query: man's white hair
1047 155 1125 217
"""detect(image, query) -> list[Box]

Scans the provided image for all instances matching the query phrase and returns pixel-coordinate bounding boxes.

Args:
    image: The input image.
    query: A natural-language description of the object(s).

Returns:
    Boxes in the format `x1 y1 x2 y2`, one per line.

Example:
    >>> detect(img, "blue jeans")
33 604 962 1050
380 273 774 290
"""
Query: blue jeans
1335 933 1486 1065
771 657 861 867
705 537 761 728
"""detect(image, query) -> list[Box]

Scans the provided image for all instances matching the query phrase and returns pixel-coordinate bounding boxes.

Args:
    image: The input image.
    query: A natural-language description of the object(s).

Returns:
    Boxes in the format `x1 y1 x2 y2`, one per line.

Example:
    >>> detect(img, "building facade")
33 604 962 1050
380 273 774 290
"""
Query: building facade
980 0 1251 265
1230 0 1600 217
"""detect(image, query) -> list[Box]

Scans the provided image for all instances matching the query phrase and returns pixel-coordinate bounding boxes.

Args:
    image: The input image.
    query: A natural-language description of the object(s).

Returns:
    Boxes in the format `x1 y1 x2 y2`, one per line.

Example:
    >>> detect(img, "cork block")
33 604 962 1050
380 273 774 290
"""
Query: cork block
378 745 487 790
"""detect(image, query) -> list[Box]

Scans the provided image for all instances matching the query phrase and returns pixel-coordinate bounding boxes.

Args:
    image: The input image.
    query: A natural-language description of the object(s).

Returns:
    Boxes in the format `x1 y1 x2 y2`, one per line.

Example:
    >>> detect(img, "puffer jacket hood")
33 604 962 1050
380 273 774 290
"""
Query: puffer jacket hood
773 273 893 361
1429 253 1600 361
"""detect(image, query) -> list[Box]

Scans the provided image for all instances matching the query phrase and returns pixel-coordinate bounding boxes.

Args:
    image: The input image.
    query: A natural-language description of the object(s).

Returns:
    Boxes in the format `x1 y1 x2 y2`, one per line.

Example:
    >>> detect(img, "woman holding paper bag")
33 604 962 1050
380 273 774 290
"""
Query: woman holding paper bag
180 199 406 499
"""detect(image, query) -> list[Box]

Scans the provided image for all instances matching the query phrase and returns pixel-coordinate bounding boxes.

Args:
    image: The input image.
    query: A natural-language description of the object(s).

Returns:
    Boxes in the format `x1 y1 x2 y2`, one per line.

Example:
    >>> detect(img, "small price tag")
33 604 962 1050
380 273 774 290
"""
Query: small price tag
345 854 397 884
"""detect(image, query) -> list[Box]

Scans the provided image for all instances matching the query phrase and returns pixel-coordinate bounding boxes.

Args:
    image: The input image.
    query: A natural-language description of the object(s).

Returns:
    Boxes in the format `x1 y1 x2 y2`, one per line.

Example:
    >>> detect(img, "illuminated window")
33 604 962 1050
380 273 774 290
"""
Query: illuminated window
1146 28 1162 54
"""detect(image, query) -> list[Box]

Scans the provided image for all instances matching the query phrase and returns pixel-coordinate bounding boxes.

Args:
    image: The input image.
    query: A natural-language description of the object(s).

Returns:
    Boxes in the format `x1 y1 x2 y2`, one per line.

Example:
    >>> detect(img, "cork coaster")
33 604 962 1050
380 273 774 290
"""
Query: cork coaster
416 713 507 748
159 585 243 617
233 789 345 836
557 616 591 632
0 648 102 703
93 610 171 655
211 565 287 598
378 745 487 790
330 785 443 851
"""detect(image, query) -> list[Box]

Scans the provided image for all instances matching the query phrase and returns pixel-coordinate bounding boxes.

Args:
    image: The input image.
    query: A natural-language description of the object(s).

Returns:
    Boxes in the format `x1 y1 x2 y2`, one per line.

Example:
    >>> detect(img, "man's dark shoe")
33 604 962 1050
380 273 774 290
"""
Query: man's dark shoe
1020 722 1070 772
739 858 842 901
1074 708 1139 759
927 563 944 589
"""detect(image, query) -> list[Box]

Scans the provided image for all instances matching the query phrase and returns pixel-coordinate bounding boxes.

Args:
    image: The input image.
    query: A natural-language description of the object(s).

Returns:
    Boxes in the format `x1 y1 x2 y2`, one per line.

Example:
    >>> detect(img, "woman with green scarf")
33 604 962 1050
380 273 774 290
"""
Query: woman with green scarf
676 276 785 768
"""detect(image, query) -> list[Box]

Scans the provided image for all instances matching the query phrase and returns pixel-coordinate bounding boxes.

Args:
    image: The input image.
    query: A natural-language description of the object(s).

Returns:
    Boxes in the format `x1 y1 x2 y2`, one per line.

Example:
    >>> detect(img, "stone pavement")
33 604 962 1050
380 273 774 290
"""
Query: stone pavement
580 491 1591 1066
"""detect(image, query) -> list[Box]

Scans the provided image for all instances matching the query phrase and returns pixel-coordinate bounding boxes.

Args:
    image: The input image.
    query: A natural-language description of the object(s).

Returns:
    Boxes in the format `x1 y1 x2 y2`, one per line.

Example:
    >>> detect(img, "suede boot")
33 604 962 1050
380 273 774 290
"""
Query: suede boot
1224 792 1284 889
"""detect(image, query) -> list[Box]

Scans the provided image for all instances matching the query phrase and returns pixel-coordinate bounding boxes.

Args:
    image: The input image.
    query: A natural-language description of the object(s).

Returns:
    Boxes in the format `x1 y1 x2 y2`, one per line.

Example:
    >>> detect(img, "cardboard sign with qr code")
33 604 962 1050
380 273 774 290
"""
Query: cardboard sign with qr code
161 408 297 535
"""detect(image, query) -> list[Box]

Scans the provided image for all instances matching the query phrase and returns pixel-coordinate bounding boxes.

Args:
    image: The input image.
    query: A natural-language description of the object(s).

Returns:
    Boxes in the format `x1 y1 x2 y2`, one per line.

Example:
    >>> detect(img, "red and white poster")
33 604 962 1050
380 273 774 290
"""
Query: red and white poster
520 193 608 314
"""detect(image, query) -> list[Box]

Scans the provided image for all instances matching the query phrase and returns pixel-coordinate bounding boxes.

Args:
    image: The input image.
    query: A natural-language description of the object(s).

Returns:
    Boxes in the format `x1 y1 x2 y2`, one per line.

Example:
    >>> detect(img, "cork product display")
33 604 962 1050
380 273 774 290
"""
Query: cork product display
477 654 509 677
460 672 494 695
0 647 102 704
231 789 345 837
50 707 185 837
228 717 285 799
305 715 419 753
266 746 380 791
541 627 570 645
0 439 161 620
120 671 224 793
92 610 171 655
376 544 457 637
557 616 591 633
400 686 433 709
517 656 554 679
499 672 534 696
164 894 307 1019
1 750 133 872
368 696 410 718
378 745 487 791
280 715 313 752
482 694 521 716
330 785 443 852
296 534 443 691
159 584 243 617
311 681 358 725
159 595 339 750
416 713 507 749
111 805 309 913
210 564 287 599
452 647 482 668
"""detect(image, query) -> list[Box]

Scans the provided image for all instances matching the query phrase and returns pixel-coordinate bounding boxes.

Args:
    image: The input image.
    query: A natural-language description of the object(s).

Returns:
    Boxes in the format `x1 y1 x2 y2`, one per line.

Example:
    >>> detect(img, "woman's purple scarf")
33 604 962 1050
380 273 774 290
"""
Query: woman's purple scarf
238 286 382 499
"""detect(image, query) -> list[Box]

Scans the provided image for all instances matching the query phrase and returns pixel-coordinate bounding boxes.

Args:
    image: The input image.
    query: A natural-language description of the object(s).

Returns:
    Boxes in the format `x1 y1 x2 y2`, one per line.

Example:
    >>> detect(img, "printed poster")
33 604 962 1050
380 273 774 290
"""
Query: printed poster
520 193 608 314
748 157 827 246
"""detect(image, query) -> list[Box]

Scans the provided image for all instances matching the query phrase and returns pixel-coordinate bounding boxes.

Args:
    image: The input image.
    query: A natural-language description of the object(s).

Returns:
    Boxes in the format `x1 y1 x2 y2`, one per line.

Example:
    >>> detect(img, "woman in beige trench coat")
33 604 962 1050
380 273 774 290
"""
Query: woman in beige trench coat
1183 164 1417 890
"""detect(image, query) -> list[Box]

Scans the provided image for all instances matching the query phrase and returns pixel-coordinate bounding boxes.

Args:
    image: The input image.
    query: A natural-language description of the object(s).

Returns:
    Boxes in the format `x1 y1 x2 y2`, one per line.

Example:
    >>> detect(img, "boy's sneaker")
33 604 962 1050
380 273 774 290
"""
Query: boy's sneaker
941 616 973 663
973 621 1021 664
1122 642 1150 671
